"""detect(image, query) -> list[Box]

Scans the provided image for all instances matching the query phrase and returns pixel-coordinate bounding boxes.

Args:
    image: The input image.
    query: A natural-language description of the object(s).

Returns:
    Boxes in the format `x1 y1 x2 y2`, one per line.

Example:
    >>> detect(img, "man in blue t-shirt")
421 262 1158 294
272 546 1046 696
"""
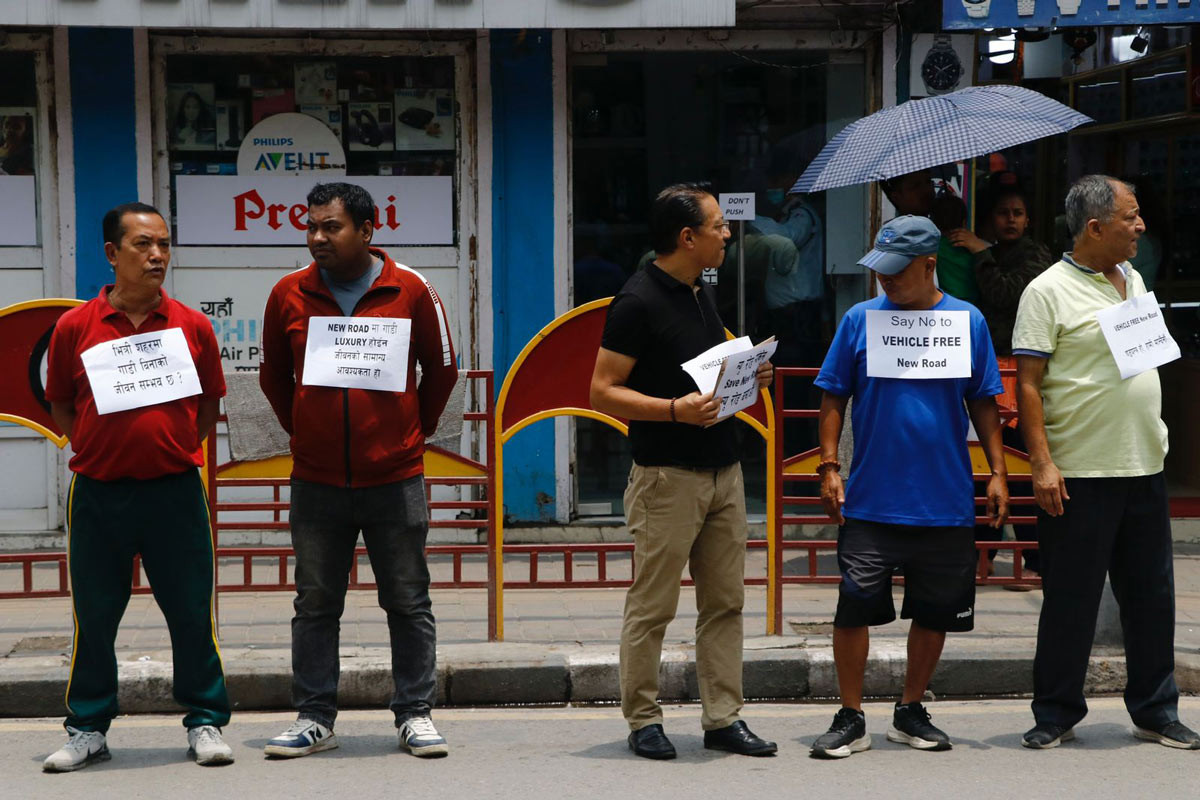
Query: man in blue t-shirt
808 215 1008 759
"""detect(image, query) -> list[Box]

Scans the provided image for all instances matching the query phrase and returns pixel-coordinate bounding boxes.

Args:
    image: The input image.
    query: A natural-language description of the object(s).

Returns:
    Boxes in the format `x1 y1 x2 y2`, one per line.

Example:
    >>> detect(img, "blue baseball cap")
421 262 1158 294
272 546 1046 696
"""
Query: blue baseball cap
858 215 941 275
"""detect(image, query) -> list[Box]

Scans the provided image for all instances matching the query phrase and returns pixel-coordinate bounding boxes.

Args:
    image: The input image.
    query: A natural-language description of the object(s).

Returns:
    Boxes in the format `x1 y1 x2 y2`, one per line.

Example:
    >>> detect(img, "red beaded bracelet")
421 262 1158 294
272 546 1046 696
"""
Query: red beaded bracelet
669 397 677 423
815 459 841 475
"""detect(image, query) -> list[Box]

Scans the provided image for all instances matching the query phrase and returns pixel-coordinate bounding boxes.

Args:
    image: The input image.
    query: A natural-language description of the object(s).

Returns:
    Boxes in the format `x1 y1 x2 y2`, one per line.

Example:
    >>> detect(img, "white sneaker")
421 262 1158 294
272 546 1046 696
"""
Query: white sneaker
187 725 234 765
43 727 111 772
264 719 338 758
398 715 449 758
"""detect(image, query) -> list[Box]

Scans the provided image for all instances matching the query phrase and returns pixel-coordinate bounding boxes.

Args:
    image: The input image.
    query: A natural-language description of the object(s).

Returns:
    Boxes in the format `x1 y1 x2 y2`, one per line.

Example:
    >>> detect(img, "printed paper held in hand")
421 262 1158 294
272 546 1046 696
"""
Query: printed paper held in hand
681 336 776 422
1094 291 1181 379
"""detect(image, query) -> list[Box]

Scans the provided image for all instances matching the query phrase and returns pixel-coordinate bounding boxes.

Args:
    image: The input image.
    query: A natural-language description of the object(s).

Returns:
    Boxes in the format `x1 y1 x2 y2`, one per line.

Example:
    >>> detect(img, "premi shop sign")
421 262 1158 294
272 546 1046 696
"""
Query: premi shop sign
175 175 454 245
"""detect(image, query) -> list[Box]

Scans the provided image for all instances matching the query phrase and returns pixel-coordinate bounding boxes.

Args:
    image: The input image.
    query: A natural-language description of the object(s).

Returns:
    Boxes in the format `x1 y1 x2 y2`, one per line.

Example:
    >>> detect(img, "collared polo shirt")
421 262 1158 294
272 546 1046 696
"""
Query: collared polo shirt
1012 259 1167 477
600 263 738 468
45 286 226 481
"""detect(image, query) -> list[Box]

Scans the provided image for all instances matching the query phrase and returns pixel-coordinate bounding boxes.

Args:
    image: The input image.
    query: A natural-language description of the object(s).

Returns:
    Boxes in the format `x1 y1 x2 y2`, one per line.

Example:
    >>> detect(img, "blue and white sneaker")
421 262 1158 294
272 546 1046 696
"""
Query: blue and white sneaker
264 719 338 758
398 716 448 758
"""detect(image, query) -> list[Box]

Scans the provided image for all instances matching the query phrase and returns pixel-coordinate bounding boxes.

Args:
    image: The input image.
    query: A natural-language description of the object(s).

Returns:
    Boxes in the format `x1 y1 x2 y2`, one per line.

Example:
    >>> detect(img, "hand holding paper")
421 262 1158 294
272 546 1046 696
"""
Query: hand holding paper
680 336 777 423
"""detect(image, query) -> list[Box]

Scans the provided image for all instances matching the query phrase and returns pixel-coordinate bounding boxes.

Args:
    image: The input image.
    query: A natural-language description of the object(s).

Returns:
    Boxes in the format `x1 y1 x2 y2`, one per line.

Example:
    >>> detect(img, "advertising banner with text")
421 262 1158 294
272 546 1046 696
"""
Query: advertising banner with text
175 175 454 246
944 0 1194 30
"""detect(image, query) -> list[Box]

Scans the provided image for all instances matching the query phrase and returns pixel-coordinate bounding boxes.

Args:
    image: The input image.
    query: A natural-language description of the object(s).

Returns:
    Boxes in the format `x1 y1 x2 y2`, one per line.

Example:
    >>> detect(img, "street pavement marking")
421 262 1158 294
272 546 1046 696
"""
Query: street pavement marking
4 697 1184 732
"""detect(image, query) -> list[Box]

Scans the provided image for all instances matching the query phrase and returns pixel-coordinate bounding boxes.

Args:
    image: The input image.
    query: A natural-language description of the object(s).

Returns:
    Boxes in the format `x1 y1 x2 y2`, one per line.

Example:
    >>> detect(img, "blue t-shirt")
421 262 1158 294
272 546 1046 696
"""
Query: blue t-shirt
321 258 383 316
814 293 1003 527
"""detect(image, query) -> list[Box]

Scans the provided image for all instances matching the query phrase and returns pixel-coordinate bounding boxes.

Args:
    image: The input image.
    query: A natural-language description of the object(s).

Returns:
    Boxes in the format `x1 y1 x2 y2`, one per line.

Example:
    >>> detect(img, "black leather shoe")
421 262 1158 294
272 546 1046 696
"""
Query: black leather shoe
703 721 778 756
628 724 677 760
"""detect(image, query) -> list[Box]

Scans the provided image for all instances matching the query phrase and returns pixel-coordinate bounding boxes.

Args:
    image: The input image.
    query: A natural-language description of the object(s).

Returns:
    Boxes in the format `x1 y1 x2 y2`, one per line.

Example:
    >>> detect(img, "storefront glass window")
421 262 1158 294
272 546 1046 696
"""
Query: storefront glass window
571 50 847 517
164 54 459 245
0 51 40 247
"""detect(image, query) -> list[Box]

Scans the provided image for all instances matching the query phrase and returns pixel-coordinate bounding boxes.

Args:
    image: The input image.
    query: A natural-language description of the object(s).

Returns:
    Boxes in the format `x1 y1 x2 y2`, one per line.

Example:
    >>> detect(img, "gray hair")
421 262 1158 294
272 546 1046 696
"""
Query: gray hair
1064 174 1135 240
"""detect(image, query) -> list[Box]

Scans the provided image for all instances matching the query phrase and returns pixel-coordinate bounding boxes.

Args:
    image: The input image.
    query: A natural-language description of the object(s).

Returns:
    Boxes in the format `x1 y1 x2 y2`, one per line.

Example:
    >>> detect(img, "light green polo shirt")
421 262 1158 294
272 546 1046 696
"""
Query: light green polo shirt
1012 258 1168 477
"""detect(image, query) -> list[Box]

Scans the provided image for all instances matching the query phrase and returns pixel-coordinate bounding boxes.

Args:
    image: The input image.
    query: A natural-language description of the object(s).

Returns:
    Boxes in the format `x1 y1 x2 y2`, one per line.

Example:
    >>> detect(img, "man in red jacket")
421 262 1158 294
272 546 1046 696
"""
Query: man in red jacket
259 182 457 759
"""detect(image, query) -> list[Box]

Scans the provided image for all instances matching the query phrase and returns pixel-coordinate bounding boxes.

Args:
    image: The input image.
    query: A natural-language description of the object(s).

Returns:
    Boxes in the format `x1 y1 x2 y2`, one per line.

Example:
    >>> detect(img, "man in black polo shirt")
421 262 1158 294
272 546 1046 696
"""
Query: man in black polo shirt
590 183 775 760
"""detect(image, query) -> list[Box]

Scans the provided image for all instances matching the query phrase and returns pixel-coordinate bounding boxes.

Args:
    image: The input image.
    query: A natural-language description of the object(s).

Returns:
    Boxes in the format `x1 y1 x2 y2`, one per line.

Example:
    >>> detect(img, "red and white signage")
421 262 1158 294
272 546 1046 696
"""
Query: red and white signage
174 175 454 246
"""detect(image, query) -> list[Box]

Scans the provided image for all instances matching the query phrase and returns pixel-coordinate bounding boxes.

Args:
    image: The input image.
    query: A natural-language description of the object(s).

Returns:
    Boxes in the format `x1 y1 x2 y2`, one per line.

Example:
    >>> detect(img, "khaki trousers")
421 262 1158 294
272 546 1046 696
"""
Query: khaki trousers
619 462 747 731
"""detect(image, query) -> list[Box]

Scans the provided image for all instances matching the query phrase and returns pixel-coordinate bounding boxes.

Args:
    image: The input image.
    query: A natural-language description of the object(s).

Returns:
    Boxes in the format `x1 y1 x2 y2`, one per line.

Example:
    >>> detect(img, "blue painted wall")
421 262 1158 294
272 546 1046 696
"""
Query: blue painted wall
69 28 138 299
491 30 557 521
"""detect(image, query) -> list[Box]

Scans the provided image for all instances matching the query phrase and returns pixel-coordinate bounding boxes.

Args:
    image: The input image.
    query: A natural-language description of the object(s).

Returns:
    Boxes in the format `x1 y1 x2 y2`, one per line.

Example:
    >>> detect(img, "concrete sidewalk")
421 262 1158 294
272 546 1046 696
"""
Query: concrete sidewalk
2 547 1199 717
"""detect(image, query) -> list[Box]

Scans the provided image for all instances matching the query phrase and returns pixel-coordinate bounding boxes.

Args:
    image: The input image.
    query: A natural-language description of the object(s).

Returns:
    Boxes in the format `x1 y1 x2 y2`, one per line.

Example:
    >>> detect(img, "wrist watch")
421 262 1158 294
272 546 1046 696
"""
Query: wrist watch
922 35 965 96
962 0 991 17
1057 0 1081 13
1018 0 1036 16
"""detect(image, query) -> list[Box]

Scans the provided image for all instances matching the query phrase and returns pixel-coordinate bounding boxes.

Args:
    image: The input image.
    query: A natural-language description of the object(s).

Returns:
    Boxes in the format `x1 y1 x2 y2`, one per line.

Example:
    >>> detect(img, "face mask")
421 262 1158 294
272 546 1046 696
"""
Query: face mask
766 189 786 206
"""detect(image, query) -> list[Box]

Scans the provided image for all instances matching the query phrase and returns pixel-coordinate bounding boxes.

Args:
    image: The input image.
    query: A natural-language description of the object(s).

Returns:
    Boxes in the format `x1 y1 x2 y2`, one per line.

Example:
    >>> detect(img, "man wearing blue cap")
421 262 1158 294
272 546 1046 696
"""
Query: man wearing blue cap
809 215 1008 758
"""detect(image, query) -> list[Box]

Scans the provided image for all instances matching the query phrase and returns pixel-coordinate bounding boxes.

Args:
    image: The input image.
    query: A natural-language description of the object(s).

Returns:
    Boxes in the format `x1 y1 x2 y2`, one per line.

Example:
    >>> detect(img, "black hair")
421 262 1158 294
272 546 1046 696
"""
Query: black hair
102 202 166 247
172 91 215 135
650 182 714 255
307 182 377 229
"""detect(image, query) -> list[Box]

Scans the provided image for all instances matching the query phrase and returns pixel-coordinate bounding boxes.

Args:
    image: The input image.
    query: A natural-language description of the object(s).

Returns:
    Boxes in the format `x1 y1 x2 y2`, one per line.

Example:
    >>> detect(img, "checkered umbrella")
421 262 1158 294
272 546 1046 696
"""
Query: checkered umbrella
789 85 1093 194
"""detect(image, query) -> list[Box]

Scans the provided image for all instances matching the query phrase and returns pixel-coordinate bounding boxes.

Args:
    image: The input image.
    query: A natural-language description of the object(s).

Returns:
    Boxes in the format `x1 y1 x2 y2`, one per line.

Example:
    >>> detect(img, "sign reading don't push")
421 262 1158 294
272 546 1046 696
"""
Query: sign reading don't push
302 316 412 392
865 309 970 379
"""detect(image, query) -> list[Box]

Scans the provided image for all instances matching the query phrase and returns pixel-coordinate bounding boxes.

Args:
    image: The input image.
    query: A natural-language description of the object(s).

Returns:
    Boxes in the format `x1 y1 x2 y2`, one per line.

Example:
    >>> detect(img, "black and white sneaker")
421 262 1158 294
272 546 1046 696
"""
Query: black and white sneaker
887 702 952 751
1133 721 1200 750
1022 722 1075 749
263 719 338 758
810 707 871 759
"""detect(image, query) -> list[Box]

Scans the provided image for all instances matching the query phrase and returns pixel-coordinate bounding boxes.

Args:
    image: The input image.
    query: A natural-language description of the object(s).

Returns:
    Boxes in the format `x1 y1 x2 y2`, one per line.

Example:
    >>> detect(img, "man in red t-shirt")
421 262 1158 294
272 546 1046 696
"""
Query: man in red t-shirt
41 203 232 772
259 182 457 760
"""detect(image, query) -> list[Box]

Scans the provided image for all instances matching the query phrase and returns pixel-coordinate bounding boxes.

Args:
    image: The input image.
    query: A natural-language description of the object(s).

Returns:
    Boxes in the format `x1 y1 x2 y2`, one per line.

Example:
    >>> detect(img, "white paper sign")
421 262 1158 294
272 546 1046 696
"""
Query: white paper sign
865 309 971 379
302 316 412 392
1095 291 1181 379
712 337 777 420
719 192 756 221
681 336 776 422
80 328 202 415
682 336 752 395
175 175 454 246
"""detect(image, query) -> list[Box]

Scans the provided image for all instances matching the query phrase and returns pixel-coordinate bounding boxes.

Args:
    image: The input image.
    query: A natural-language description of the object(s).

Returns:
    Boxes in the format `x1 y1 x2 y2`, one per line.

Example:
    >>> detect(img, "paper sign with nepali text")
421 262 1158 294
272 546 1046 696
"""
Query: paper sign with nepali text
80 328 202 415
681 336 776 423
1095 291 1180 380
865 309 971 379
302 316 412 392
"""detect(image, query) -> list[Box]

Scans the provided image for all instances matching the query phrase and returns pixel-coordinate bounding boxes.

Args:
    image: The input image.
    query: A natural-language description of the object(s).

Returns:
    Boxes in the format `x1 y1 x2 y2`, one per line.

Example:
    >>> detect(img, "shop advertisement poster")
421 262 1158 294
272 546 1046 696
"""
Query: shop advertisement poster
302 316 412 392
0 175 37 245
236 112 347 177
944 0 1195 30
80 328 202 415
175 175 454 245
394 89 456 151
865 310 971 379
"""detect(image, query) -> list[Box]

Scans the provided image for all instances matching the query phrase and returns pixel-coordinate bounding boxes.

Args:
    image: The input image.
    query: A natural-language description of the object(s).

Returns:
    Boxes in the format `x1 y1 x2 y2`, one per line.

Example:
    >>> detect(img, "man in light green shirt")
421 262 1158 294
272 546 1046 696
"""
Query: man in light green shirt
1012 175 1197 751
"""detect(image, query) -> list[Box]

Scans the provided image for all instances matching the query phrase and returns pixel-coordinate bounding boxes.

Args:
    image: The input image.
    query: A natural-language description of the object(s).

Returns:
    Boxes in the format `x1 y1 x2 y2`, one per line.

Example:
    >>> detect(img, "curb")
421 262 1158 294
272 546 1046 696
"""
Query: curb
4 644 1197 718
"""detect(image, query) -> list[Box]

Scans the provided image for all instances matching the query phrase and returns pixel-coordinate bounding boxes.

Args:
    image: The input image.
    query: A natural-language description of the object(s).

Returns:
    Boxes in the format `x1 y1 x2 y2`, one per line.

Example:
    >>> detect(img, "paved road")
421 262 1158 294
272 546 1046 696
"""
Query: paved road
8 698 1199 799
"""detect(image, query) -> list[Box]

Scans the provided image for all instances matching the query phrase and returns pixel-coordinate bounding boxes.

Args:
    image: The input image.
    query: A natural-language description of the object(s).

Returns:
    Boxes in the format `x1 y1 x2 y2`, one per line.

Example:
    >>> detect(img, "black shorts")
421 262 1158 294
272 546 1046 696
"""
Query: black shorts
834 517 976 633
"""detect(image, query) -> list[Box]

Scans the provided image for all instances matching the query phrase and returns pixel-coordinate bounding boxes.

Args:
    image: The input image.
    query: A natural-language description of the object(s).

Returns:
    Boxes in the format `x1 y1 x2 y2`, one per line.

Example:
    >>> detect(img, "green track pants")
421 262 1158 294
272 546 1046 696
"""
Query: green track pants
64 469 230 732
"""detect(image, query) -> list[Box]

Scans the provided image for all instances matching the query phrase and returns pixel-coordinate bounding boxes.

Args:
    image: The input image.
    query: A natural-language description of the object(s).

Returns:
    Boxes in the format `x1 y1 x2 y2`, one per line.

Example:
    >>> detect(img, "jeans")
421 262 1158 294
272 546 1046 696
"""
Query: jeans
289 476 436 727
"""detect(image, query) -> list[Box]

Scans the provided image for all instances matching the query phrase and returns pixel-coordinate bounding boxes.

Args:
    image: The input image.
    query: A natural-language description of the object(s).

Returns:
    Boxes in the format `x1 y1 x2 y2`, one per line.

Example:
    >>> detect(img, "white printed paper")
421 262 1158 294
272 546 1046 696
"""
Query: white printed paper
681 336 777 422
1095 291 1180 379
681 336 752 395
81 328 202 415
865 310 971 379
712 337 777 420
302 316 412 392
